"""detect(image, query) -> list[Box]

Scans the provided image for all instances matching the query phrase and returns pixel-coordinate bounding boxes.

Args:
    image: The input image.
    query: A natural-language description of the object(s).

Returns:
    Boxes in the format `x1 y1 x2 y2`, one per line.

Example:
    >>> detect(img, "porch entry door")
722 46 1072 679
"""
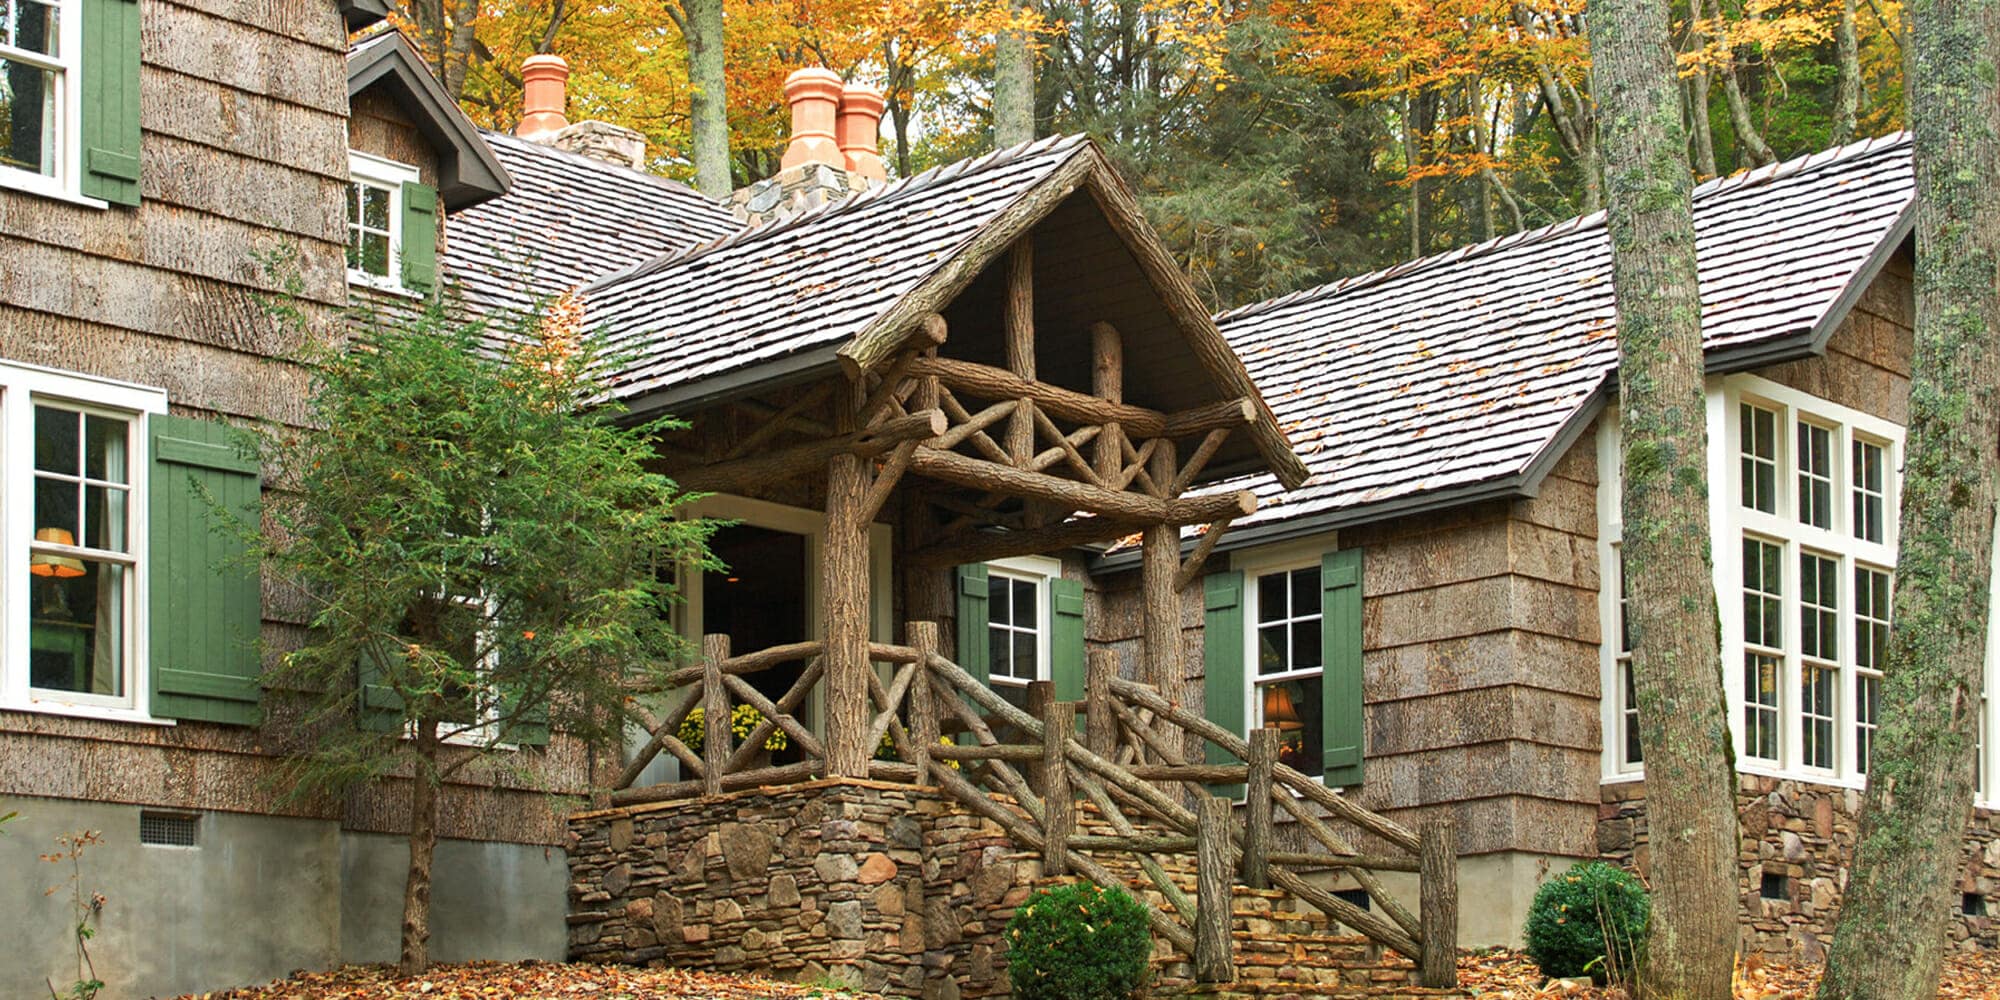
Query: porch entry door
702 523 812 764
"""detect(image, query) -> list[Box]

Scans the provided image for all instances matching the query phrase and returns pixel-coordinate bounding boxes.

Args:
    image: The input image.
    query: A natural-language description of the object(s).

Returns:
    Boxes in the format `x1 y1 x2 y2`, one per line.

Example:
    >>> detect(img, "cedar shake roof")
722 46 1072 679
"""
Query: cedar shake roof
1147 132 1915 554
443 131 742 319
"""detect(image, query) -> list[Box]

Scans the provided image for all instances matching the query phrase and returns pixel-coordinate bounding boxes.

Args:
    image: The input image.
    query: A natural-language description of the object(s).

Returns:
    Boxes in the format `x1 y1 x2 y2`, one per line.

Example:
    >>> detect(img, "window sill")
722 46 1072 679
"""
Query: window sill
2 696 175 727
0 171 111 211
347 271 424 300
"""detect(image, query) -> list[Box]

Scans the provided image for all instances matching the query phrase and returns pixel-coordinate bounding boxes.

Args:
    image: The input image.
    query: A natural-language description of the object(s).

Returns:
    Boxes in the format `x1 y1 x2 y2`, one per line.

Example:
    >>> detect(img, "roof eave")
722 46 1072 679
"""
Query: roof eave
347 33 512 211
613 346 845 421
340 0 390 30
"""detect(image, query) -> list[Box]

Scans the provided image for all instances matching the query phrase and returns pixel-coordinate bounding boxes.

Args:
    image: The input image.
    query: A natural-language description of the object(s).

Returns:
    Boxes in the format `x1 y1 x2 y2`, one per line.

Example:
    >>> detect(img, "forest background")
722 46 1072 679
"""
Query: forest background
390 0 1907 310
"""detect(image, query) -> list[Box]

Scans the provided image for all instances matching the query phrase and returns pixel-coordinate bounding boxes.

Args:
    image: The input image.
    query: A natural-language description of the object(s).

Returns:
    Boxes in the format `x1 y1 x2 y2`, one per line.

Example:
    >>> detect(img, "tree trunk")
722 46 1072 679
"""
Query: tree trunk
1834 0 1862 143
994 0 1036 147
681 0 731 198
1587 0 1741 997
1713 3 1778 165
1687 0 1721 177
399 720 443 977
1815 3 2000 998
441 0 478 99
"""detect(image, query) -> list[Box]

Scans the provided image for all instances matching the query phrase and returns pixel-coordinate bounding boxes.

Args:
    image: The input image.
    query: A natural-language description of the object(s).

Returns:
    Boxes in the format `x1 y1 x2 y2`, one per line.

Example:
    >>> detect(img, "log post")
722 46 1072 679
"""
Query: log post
1194 793 1236 984
1419 817 1459 989
1025 679 1054 793
824 382 873 778
1243 726 1278 890
1042 697 1074 877
908 621 939 780
1004 241 1035 465
1141 436 1182 710
1085 648 1118 757
701 633 731 797
1091 321 1124 483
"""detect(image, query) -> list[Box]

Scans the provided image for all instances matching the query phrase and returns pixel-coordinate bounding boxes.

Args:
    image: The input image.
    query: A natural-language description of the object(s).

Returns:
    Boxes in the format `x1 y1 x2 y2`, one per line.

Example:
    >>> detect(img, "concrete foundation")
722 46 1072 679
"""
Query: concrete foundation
1 795 567 999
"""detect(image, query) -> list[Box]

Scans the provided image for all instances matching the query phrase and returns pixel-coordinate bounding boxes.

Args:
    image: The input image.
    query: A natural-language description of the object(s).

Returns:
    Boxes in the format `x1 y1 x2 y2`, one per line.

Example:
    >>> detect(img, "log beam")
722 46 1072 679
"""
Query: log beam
907 515 1145 568
671 409 945 494
907 445 1252 525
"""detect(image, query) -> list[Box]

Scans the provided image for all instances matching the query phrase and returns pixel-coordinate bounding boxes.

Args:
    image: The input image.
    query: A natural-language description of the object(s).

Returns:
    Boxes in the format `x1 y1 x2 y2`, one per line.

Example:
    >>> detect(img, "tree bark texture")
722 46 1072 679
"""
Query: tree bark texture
399 721 442 976
994 2 1035 148
681 0 731 198
1816 3 2000 997
1588 0 1740 996
1834 0 1862 143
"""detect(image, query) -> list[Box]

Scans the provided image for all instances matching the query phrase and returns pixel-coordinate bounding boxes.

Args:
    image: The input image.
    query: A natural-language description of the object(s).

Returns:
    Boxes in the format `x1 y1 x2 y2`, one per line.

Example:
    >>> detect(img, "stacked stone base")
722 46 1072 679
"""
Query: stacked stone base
567 778 1431 998
1598 773 2000 963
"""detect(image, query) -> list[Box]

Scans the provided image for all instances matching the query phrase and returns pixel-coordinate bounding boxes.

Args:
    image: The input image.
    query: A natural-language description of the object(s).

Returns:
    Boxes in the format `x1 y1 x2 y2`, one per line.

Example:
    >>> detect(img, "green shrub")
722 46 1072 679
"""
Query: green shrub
1523 861 1651 983
1005 882 1152 1000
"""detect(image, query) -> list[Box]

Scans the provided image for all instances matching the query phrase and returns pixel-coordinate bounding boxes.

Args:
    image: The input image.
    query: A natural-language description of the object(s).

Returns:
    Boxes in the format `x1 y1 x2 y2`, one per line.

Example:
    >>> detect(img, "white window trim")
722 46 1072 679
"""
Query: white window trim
345 150 422 297
0 0 106 208
1236 534 1339 783
0 359 168 724
986 555 1061 689
1599 374 1934 794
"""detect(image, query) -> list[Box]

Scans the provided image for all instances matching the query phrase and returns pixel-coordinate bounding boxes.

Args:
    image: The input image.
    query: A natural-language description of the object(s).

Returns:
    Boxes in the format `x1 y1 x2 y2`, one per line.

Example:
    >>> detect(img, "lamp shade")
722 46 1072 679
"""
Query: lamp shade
1262 684 1305 731
30 527 86 578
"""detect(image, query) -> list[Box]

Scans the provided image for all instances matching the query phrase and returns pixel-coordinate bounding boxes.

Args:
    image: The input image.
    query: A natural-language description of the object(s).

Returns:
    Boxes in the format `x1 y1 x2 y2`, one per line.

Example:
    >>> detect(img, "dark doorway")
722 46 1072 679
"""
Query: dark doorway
702 524 811 759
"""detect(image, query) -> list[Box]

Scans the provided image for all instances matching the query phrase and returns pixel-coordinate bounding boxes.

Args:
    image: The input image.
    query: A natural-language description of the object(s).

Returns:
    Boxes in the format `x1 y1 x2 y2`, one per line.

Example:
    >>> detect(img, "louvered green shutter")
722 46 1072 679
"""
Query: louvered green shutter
357 644 404 733
1321 548 1365 787
1202 570 1246 799
1050 577 1085 702
955 564 990 686
148 416 261 724
80 0 141 206
399 181 438 292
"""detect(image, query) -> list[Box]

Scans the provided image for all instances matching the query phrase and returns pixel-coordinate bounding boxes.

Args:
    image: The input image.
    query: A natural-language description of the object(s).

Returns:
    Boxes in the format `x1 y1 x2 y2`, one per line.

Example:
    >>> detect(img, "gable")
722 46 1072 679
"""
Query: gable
346 31 509 211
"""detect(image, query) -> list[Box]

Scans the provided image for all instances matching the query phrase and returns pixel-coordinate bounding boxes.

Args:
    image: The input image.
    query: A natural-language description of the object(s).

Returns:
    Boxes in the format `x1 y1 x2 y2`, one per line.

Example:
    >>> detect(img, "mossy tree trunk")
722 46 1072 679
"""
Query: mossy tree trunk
681 0 731 198
1815 3 2000 998
994 0 1035 147
1587 1 1741 997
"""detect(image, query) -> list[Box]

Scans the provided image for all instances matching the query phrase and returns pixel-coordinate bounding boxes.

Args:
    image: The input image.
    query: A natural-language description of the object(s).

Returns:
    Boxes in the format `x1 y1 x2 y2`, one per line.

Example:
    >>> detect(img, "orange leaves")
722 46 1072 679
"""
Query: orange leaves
167 961 888 999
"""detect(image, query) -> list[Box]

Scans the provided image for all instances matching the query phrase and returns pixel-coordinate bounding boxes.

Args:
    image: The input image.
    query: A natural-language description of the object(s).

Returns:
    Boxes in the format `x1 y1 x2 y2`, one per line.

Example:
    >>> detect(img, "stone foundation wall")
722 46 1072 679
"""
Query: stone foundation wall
1598 774 1999 962
567 778 1426 998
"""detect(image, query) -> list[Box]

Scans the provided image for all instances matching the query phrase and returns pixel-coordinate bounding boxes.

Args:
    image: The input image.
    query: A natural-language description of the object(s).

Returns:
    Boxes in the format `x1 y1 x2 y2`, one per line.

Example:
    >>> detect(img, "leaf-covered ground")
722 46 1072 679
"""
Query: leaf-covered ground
166 950 2000 999
1456 948 2000 998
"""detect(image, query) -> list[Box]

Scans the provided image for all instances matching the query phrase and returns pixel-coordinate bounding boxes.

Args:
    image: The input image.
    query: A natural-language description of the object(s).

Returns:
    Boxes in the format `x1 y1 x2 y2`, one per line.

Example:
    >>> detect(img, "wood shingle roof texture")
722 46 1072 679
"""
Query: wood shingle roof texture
1189 132 1915 547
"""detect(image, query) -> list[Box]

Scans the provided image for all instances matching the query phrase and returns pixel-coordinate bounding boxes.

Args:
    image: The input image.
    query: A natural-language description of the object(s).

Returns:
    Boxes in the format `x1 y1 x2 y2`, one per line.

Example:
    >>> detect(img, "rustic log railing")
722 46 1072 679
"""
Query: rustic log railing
609 622 1458 989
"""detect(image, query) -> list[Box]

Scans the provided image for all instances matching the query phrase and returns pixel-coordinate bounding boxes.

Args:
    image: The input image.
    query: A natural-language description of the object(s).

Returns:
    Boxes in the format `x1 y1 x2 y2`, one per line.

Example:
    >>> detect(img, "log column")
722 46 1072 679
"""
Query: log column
1141 440 1182 701
825 382 873 778
1004 241 1035 465
1091 321 1124 483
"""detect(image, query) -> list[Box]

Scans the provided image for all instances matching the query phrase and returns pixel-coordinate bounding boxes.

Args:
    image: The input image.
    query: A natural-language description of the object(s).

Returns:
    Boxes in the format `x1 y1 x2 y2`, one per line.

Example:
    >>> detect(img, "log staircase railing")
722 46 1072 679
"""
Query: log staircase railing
609 622 1457 989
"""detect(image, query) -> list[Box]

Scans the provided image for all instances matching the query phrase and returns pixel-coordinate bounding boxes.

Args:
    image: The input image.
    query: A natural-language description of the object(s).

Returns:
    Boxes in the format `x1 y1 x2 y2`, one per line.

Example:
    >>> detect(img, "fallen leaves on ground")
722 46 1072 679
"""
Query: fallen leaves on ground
166 961 882 1000
1455 949 2000 999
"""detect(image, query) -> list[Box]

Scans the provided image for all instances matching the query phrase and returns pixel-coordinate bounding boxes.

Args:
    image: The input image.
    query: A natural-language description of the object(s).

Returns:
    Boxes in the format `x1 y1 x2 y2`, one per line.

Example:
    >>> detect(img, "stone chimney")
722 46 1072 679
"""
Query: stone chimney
514 53 649 171
729 67 888 225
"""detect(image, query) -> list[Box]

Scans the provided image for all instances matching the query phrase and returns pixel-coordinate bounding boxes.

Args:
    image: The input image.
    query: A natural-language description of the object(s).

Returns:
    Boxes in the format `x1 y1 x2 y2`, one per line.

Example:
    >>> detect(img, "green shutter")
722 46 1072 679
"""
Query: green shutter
494 637 549 747
955 564 990 686
356 643 405 734
400 181 438 292
1321 548 1365 788
148 415 261 725
80 0 141 206
1050 577 1085 702
1202 570 1246 799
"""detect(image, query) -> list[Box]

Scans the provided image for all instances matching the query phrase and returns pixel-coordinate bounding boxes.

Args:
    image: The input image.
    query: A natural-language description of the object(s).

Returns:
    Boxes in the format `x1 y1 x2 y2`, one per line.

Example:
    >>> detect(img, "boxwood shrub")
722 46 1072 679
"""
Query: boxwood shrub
1523 861 1651 983
1004 882 1152 1000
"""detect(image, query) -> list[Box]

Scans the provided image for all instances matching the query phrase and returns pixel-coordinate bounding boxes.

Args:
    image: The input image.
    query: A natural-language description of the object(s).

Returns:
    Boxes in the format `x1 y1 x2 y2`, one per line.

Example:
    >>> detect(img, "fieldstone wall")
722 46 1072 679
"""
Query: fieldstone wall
568 778 1428 998
1598 774 1999 962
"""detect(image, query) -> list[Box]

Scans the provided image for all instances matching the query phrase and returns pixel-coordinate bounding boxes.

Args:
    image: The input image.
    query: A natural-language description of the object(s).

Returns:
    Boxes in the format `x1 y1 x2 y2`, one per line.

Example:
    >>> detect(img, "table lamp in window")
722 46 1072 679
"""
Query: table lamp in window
1263 685 1305 731
30 528 86 578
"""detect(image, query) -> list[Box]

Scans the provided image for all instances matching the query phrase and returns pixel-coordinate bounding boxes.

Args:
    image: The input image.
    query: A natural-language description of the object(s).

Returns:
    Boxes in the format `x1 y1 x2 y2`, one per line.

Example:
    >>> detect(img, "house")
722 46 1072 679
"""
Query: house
0 3 1981 995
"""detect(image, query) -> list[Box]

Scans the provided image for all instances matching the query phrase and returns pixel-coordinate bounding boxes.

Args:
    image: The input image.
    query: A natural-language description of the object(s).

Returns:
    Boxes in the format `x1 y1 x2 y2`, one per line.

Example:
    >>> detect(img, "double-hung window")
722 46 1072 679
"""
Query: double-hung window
1250 564 1326 779
984 556 1059 708
2 361 165 720
1 0 73 197
346 151 424 294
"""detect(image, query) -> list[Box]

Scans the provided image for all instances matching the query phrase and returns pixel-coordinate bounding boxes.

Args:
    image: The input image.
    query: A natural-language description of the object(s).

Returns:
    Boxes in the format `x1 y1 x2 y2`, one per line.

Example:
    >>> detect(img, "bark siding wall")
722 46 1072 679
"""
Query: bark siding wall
0 2 582 846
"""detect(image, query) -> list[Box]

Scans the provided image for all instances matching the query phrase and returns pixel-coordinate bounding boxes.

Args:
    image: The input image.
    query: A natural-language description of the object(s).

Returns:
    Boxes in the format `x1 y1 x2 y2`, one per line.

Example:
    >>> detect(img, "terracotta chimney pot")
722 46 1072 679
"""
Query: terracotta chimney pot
781 66 845 171
517 53 571 138
837 84 887 181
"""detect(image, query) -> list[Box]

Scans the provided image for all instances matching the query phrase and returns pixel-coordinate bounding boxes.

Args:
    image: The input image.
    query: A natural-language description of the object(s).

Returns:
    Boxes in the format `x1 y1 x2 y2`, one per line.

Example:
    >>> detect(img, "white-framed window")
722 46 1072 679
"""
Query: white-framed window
0 359 167 722
346 150 420 295
1598 374 1924 788
0 0 89 203
1245 559 1326 779
986 555 1058 705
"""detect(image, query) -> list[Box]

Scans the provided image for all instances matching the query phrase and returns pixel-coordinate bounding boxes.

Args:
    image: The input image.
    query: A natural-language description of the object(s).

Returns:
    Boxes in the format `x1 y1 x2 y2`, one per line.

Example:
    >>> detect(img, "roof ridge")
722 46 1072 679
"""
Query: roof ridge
481 129 730 211
587 133 1091 291
1216 130 1914 327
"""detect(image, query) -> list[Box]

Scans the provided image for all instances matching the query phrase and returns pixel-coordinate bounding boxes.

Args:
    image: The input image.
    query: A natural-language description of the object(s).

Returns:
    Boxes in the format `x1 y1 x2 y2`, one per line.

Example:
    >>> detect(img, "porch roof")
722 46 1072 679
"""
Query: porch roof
1119 132 1915 556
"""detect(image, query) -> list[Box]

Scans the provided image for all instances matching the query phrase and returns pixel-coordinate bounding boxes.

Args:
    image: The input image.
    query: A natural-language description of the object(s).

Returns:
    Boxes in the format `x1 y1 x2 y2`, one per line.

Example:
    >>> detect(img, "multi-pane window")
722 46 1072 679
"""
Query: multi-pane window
1253 566 1324 778
1853 439 1887 543
987 573 1040 687
1612 547 1640 767
1740 402 1779 514
345 151 419 292
1797 423 1834 530
1743 537 1784 762
1799 552 1839 769
0 0 68 182
1854 567 1891 773
29 404 135 698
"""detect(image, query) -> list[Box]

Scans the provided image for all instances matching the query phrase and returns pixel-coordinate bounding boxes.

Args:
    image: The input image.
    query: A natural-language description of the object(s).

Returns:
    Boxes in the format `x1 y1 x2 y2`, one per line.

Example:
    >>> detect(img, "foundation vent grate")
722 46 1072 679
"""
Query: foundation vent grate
139 811 199 847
